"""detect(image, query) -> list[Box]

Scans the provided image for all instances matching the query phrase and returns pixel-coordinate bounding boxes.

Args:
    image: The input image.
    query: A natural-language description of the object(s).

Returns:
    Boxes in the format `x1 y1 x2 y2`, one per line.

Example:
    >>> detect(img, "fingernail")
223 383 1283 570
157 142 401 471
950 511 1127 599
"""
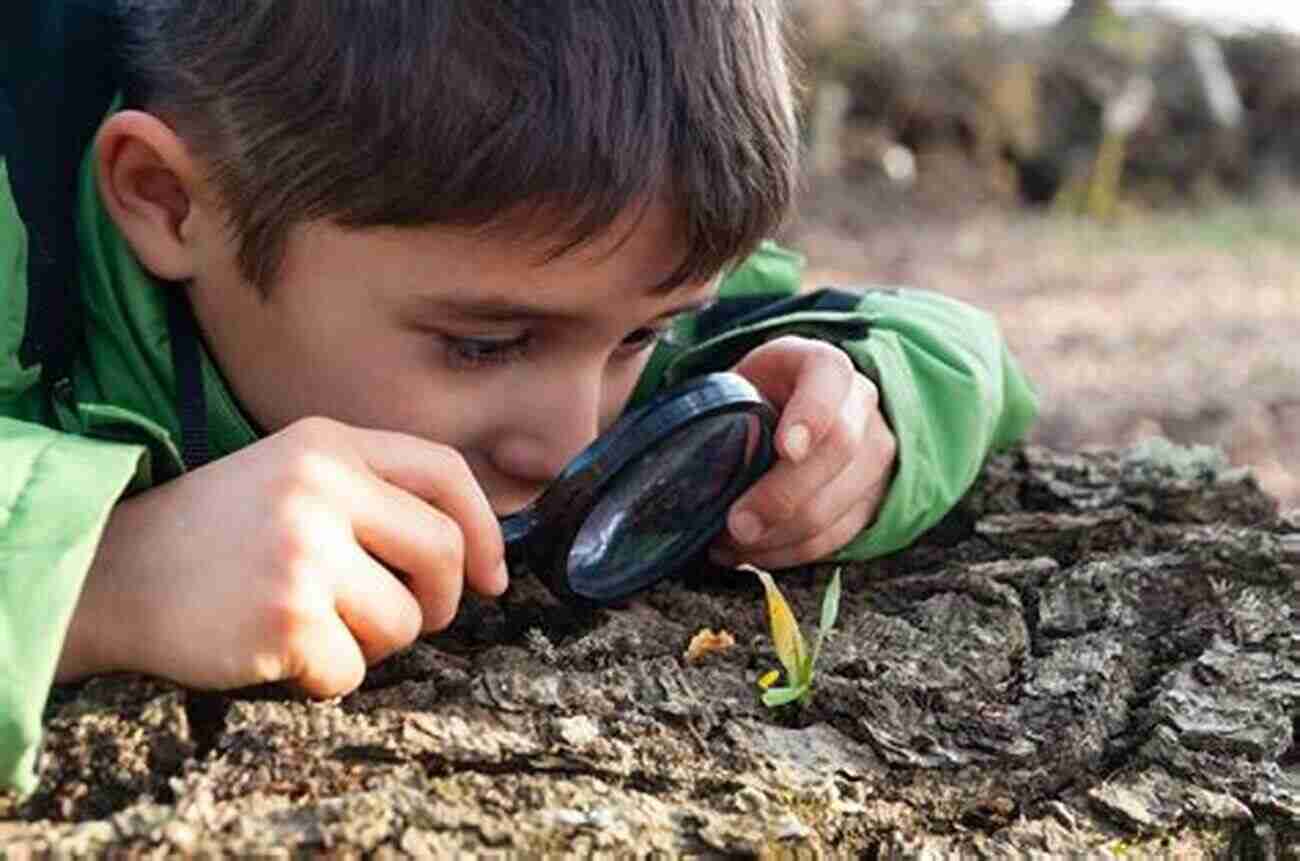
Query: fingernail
493 560 510 594
731 510 764 545
785 423 811 462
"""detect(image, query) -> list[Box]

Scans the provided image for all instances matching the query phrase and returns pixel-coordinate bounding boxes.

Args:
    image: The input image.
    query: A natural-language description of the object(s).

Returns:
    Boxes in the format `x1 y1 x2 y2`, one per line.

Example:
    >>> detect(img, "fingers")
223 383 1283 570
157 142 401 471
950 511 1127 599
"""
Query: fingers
735 422 892 553
283 456 473 694
345 474 470 632
730 337 857 464
725 373 872 543
333 543 425 662
267 419 507 697
352 427 507 598
718 497 876 571
715 342 898 568
289 609 368 699
728 367 887 532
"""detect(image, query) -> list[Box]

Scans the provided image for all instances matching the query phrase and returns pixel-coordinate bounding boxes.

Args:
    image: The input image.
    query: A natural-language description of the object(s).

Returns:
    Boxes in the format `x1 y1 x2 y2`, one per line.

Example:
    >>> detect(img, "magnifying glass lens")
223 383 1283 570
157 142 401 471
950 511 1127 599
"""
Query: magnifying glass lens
566 411 765 601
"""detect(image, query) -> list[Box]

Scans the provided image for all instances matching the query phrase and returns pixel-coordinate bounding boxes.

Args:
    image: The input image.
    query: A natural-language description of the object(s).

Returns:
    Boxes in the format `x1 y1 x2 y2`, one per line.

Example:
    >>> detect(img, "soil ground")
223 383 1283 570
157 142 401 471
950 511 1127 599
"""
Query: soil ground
784 180 1300 510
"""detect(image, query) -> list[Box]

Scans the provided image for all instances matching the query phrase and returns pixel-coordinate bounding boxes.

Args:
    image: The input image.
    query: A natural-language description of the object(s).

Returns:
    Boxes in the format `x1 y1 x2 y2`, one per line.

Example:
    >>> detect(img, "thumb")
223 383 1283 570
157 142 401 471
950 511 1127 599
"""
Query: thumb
731 336 856 463
728 335 811 408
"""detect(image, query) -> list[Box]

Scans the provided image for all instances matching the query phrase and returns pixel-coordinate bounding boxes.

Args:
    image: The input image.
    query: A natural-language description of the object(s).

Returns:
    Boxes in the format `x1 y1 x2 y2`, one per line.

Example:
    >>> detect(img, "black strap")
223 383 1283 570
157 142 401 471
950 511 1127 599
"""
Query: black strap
164 287 212 470
695 286 865 342
5 1 124 382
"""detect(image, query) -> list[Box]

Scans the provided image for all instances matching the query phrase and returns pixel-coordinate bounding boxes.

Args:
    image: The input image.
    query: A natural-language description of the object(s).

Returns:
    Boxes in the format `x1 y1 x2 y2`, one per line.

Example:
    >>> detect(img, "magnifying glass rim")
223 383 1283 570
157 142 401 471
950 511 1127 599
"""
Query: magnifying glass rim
500 372 776 602
563 408 774 603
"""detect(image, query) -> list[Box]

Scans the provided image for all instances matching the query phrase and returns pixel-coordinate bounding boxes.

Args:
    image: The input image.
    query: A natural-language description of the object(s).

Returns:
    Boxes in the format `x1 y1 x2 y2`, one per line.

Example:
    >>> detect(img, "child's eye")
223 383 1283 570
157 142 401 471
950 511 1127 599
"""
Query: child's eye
616 326 668 356
441 334 532 370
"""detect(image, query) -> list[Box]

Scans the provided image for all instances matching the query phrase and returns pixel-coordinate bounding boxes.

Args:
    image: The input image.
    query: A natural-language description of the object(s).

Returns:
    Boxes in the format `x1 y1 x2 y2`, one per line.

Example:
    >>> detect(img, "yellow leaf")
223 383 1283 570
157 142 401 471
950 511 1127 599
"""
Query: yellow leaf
744 564 807 683
757 669 780 690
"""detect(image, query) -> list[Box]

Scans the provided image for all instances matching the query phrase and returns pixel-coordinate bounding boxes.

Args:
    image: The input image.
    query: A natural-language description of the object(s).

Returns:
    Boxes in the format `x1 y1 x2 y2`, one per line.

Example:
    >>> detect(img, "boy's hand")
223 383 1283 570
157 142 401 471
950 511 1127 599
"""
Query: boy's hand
711 336 896 569
58 418 506 698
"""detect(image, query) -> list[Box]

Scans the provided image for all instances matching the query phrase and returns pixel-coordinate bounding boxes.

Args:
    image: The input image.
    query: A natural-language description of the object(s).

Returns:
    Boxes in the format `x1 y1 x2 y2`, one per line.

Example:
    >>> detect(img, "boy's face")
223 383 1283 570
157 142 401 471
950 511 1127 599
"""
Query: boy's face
187 202 717 515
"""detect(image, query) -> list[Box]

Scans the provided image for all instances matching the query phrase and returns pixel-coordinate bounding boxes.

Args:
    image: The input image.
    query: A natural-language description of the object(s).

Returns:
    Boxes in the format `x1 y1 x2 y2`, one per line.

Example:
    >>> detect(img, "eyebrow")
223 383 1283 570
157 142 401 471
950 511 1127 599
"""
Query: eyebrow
417 295 716 324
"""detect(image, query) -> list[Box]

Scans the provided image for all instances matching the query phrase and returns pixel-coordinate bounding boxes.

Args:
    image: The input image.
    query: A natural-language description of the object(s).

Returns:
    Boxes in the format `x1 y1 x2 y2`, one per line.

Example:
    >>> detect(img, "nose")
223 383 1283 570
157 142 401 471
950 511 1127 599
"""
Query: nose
489 371 603 487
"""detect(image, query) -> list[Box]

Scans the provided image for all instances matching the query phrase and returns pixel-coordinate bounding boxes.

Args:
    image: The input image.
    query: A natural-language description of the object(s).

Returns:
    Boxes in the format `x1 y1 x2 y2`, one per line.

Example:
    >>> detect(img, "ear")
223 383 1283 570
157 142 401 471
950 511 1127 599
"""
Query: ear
94 110 208 282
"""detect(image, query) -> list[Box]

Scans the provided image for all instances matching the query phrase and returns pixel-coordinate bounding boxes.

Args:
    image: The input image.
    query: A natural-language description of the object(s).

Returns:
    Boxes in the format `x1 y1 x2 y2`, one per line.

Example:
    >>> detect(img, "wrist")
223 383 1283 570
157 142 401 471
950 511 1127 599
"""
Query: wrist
55 500 145 682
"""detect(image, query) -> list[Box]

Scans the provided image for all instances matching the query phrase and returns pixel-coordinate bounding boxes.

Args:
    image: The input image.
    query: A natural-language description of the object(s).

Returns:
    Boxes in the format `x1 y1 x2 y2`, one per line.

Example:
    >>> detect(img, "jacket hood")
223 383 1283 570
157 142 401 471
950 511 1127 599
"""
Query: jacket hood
73 144 259 461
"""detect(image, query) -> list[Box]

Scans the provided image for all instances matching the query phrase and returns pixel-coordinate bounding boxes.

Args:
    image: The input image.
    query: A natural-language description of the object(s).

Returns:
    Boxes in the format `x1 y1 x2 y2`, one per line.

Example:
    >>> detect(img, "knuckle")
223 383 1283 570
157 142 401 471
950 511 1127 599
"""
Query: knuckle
283 415 344 450
779 521 828 556
828 509 869 554
798 529 845 565
824 342 856 373
823 412 861 454
424 603 458 634
777 512 862 566
435 444 472 478
798 338 854 375
276 446 340 497
484 536 506 573
262 580 321 651
797 495 835 536
429 510 467 572
384 598 426 650
422 584 462 633
858 375 882 408
267 492 328 563
389 606 424 653
267 505 316 571
757 482 802 525
416 512 465 633
766 333 812 353
877 424 899 463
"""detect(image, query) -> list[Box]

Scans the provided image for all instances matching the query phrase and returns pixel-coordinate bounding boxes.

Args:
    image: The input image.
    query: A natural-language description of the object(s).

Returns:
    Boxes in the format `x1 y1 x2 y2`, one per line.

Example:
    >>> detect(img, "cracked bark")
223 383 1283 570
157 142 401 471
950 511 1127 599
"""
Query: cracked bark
2 440 1297 857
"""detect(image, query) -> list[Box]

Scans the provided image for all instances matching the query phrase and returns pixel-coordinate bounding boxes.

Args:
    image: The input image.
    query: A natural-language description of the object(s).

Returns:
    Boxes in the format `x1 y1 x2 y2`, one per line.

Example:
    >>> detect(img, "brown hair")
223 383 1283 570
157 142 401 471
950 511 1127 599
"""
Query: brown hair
117 1 800 293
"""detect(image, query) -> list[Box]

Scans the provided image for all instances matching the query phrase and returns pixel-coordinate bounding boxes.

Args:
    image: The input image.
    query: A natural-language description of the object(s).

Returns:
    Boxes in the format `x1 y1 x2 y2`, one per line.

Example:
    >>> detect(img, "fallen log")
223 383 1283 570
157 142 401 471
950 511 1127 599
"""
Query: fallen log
2 440 1296 856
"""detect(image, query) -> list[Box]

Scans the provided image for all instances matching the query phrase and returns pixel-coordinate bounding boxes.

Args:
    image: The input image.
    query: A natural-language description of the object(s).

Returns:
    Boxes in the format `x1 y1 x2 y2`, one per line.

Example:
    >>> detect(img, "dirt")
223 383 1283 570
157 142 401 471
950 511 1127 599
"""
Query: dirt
1 440 1297 857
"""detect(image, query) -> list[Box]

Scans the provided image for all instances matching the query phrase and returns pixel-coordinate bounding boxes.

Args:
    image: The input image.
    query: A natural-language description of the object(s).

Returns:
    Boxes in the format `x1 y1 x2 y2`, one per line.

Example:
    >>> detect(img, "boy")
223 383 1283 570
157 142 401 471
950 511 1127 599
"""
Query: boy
0 1 1038 795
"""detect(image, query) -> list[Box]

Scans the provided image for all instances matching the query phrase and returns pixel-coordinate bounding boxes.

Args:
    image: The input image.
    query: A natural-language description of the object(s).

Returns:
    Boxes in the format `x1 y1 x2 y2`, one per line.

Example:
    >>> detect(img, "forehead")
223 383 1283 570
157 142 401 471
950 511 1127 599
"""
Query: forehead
489 196 694 288
350 199 714 315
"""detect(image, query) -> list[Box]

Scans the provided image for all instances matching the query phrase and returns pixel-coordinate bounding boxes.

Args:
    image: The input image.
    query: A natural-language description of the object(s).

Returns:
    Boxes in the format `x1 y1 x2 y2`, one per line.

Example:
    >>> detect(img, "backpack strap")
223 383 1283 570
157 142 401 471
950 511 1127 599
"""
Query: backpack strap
2 1 123 383
164 286 213 470
694 286 866 342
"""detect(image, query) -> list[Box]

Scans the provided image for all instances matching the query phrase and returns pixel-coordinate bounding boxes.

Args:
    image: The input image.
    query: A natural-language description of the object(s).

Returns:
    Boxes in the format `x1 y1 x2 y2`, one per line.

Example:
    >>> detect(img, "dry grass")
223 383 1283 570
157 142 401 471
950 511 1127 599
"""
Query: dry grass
786 185 1300 508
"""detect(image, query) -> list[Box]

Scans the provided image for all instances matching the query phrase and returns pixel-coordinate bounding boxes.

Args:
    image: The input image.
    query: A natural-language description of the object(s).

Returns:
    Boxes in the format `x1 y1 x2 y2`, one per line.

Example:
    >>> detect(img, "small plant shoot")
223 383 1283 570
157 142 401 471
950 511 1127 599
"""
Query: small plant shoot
747 565 842 708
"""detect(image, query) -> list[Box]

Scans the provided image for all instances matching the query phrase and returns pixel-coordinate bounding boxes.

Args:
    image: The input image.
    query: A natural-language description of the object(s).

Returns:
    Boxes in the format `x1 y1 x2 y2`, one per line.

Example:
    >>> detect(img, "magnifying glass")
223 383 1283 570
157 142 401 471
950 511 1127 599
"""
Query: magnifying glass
499 372 777 607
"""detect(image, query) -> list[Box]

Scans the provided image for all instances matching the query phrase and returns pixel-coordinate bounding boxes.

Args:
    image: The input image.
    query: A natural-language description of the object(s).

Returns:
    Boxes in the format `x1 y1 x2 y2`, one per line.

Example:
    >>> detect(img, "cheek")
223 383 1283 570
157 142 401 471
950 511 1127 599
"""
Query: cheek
598 353 653 431
293 333 458 436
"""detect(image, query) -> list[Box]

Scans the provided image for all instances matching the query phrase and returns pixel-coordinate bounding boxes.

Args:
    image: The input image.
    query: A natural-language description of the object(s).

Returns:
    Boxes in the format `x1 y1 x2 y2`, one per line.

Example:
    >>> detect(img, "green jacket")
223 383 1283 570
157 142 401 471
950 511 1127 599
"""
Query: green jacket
0 5 1038 797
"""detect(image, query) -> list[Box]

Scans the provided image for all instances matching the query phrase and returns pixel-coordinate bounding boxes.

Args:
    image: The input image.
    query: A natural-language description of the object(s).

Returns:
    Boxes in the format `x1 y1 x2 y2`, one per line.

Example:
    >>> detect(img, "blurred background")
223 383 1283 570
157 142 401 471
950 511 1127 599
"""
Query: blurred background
780 0 1300 507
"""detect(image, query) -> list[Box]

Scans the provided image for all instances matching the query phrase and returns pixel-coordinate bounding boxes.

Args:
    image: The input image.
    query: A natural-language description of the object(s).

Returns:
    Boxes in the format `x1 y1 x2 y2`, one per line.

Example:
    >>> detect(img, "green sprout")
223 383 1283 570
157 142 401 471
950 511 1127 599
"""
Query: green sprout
746 565 842 708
